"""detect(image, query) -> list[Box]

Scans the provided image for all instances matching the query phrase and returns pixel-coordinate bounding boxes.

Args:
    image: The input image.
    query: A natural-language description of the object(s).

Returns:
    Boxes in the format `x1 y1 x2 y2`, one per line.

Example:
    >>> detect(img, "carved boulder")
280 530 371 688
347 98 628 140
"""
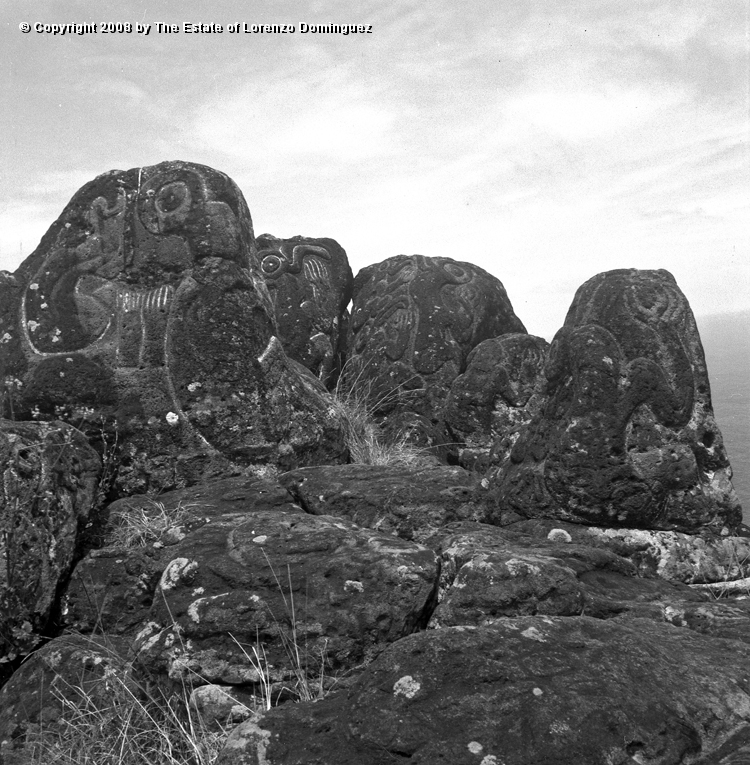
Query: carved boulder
256 234 352 385
0 161 346 495
490 269 742 532
443 333 549 471
345 255 527 421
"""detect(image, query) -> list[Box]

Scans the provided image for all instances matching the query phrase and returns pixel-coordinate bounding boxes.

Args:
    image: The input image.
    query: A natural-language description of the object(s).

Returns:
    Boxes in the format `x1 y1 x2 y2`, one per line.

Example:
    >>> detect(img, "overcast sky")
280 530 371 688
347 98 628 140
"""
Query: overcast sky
1 0 747 339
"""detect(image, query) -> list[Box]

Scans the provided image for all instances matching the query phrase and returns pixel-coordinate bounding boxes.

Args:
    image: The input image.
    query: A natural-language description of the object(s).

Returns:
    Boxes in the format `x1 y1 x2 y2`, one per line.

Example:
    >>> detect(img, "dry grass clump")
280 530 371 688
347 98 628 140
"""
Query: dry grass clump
24 666 226 765
107 500 194 548
331 362 428 467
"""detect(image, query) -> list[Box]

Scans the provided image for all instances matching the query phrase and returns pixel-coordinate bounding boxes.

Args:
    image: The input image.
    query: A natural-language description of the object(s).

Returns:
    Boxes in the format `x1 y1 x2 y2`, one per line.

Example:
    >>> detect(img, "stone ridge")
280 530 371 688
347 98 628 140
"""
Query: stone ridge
0 162 747 764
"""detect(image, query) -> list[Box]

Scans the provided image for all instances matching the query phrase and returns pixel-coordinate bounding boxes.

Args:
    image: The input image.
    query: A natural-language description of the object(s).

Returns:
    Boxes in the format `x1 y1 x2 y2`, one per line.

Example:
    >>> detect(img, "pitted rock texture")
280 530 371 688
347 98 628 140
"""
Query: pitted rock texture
132 510 439 686
345 255 526 418
0 161 346 495
216 617 750 765
0 419 100 662
491 269 741 533
423 520 750 644
0 634 131 762
443 333 549 471
280 464 490 543
256 234 352 384
63 475 310 638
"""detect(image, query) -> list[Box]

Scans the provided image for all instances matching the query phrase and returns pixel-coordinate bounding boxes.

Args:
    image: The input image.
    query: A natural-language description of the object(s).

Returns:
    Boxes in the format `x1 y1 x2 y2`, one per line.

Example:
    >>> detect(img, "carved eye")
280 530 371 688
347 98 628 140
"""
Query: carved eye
155 182 190 214
261 254 283 275
443 262 468 280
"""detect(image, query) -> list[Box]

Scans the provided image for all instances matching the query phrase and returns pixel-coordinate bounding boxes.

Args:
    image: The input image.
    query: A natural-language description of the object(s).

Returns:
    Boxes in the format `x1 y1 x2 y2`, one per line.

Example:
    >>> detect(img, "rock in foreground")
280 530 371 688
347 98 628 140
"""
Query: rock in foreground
218 616 750 765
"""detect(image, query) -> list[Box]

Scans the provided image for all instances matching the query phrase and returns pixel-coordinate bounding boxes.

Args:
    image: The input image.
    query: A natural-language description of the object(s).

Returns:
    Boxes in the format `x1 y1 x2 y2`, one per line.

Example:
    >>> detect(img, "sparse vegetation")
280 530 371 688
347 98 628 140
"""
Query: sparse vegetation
331 360 429 466
24 662 226 765
108 499 194 548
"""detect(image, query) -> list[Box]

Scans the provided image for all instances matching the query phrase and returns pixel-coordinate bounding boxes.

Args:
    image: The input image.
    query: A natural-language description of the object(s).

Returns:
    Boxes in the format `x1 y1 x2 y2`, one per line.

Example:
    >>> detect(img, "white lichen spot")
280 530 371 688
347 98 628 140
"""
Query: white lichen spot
506 559 540 577
29 283 39 291
165 411 180 426
480 757 499 765
192 587 205 597
727 692 750 718
253 535 268 544
344 580 364 593
468 741 483 754
533 687 543 696
187 597 210 624
393 675 421 699
318 495 325 502
134 621 164 651
547 528 572 543
66 357 73 363
0 333 11 344
27 320 40 332
250 594 261 603
522 627 547 642
187 381 202 392
550 720 570 734
159 558 198 591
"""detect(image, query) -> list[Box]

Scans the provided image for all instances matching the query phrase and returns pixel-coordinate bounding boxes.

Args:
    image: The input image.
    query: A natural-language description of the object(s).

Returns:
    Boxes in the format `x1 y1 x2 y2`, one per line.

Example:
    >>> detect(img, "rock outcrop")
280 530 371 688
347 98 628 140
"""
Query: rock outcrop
0 420 100 662
345 255 527 420
0 161 347 495
256 234 352 385
443 333 549 470
490 269 741 533
217 617 750 765
1 163 747 764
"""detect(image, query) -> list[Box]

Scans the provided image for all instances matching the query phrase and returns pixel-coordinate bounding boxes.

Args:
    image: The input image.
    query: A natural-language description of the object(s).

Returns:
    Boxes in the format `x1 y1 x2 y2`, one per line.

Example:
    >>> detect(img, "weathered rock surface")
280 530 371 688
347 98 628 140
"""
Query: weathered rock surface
256 234 352 384
346 255 527 420
131 510 438 687
491 269 741 533
425 520 750 645
62 475 312 638
217 617 750 765
0 634 131 763
0 161 346 495
0 419 100 662
443 333 549 471
280 464 490 542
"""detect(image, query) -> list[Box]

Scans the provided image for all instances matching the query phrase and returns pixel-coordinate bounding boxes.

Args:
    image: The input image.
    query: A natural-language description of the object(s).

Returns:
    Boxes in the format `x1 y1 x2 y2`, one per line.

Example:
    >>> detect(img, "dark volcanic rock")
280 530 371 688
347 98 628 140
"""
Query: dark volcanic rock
0 161 346 495
443 333 549 471
217 616 750 765
280 464 490 542
345 255 527 420
132 510 439 685
0 634 131 762
0 419 100 662
62 475 309 638
491 269 741 533
256 234 353 385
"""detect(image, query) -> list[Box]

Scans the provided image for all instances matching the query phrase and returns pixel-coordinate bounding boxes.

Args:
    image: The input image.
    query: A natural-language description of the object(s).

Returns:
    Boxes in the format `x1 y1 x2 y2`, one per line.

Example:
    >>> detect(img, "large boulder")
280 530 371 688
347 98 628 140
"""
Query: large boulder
256 234 353 385
280 464 490 543
0 634 131 763
0 420 100 662
62 475 307 639
0 161 347 496
491 269 741 533
130 509 439 688
217 616 750 764
443 333 549 471
345 255 527 421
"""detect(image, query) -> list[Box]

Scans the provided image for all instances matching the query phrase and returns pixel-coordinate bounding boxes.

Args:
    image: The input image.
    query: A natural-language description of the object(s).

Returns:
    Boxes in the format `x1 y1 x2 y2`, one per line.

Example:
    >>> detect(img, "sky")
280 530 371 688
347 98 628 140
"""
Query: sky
1 0 748 340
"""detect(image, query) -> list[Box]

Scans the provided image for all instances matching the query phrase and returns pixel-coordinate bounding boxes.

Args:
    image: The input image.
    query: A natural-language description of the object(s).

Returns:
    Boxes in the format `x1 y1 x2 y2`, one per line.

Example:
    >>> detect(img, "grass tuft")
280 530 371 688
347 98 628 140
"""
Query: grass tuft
24 660 226 765
331 360 430 466
108 500 194 548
